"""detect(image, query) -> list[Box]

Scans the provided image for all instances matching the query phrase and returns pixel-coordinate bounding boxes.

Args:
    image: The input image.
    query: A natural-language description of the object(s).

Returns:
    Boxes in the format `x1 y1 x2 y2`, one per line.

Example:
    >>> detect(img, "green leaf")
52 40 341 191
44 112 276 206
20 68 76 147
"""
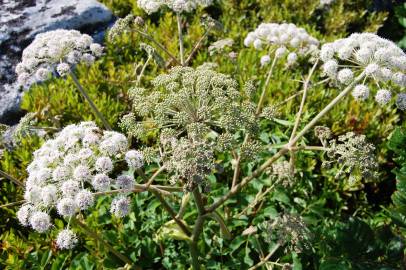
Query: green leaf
292 252 302 270
273 118 294 126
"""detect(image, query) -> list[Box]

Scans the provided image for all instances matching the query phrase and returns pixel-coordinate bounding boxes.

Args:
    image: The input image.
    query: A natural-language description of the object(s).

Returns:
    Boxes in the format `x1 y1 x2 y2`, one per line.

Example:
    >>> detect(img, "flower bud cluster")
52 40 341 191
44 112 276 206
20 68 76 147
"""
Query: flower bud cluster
120 65 259 190
137 0 213 14
319 33 406 109
266 213 311 253
244 23 319 66
270 160 295 187
16 30 103 86
108 14 144 40
323 132 378 184
17 122 142 249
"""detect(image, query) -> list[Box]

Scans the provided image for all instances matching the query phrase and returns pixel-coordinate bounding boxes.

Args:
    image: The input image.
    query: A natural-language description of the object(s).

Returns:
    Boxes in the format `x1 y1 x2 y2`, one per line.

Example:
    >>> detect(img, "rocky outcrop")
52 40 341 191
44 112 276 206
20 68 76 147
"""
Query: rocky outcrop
0 0 114 124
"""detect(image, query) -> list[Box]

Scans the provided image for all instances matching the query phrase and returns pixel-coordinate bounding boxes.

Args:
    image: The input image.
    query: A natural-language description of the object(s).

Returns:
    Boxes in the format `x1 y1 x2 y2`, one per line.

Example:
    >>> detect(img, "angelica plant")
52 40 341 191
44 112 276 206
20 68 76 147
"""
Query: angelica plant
16 29 111 130
3 3 405 269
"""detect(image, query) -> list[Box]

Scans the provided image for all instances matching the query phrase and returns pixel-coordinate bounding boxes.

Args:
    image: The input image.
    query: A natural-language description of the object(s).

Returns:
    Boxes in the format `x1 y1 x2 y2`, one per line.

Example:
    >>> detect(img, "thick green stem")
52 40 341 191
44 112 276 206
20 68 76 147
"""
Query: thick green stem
176 13 185 66
189 214 206 270
151 189 191 236
192 188 205 215
231 58 278 188
70 72 112 130
189 241 201 270
188 188 207 269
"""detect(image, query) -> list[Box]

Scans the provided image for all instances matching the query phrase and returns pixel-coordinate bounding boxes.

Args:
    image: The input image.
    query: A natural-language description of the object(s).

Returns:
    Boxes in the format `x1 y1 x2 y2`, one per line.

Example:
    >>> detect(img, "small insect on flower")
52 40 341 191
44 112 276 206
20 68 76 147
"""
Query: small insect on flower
57 198 77 217
375 89 392 106
116 175 135 190
17 204 34 226
92 174 111 191
56 229 78 249
125 150 144 169
95 156 114 173
352 84 370 101
75 189 94 210
110 196 131 217
30 211 52 233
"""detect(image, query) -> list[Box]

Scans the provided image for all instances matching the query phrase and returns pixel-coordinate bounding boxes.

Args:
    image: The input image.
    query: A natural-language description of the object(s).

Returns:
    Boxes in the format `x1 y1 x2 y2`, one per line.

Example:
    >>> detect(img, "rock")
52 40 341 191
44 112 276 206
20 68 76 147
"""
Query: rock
0 0 114 125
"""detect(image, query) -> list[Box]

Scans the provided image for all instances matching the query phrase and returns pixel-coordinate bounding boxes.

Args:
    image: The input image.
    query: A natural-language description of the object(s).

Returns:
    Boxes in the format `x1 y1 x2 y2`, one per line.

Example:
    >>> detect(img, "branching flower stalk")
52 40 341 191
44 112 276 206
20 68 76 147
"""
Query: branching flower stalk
134 28 181 65
134 168 192 236
206 72 366 214
288 60 319 173
231 57 278 188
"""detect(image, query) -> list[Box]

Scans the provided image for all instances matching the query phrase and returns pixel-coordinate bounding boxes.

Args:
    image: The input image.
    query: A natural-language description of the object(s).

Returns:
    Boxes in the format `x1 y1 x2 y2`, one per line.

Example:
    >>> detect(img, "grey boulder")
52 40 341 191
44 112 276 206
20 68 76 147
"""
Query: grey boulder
0 0 114 124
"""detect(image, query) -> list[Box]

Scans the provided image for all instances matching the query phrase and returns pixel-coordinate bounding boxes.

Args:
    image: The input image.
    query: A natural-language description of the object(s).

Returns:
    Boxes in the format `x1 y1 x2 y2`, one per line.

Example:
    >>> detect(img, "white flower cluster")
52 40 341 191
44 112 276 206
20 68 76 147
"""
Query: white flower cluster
319 0 335 8
137 0 213 14
16 122 143 249
319 33 406 108
244 23 319 66
16 29 103 86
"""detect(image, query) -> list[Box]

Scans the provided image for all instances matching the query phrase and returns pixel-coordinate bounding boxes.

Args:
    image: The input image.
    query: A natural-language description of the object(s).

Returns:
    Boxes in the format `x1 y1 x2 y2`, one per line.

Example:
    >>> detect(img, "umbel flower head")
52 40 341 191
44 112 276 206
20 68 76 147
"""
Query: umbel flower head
121 65 259 191
16 29 103 86
244 23 319 66
137 0 213 14
16 122 141 248
322 131 378 186
319 33 406 109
